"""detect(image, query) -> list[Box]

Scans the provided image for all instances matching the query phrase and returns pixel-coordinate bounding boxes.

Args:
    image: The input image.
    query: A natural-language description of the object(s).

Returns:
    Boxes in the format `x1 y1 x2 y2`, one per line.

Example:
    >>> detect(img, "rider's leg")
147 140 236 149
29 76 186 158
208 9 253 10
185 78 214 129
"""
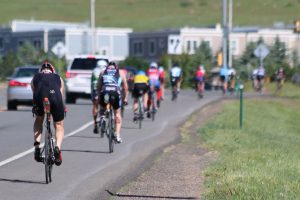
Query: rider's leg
92 101 98 125
54 120 64 149
143 92 148 110
115 108 121 137
33 115 44 146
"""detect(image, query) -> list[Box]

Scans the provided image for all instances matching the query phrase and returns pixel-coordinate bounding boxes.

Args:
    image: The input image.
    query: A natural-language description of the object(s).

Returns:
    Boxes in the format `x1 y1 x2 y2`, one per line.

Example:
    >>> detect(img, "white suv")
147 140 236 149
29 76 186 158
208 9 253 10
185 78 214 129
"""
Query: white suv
65 55 108 103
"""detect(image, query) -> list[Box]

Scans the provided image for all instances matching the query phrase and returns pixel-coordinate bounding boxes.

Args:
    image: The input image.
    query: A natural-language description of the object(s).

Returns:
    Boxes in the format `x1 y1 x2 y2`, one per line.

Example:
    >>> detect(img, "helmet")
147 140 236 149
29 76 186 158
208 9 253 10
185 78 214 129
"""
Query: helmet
150 62 158 69
107 61 118 69
199 65 204 71
158 67 164 72
40 61 55 73
97 59 108 69
137 70 146 76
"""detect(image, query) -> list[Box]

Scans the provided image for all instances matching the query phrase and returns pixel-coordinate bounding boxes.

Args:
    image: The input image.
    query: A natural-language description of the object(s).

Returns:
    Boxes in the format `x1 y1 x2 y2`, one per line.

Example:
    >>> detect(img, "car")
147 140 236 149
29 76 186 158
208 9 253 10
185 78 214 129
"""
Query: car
65 55 108 104
7 66 39 110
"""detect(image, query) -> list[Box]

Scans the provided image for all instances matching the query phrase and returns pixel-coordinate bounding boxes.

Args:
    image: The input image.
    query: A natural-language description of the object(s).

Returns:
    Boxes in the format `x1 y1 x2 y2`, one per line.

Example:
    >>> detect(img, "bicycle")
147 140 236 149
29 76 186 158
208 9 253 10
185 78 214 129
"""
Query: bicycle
100 94 116 153
137 95 144 129
42 97 55 184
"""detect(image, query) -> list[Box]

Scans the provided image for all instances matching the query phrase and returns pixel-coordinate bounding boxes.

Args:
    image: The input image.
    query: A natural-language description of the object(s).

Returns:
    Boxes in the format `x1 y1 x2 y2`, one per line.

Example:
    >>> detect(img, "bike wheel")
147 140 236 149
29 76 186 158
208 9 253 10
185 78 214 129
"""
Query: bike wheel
138 98 143 129
44 131 52 184
108 111 114 153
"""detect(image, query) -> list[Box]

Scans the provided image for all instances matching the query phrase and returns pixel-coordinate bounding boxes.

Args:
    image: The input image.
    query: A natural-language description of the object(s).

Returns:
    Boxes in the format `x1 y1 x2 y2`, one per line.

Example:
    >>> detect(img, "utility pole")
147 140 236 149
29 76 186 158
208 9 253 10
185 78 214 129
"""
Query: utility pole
90 0 96 54
222 0 228 69
228 0 233 68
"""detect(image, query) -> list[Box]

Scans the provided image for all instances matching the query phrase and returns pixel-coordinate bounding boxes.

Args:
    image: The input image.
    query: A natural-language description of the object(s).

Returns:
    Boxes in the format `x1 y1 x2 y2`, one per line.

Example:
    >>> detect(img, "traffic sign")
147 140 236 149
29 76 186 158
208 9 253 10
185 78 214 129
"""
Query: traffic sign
254 44 269 60
51 42 67 58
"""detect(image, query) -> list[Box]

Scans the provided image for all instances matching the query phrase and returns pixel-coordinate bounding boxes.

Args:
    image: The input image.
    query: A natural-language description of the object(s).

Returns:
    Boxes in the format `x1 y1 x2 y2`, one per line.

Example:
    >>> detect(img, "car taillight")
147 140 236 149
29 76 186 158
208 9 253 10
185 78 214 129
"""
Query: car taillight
9 80 29 87
66 71 77 78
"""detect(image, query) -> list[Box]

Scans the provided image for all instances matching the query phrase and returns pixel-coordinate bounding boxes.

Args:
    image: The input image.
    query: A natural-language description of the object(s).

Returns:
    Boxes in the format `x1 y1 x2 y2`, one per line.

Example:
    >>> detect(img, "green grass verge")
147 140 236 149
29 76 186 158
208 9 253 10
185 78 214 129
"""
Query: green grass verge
0 0 299 31
200 98 300 200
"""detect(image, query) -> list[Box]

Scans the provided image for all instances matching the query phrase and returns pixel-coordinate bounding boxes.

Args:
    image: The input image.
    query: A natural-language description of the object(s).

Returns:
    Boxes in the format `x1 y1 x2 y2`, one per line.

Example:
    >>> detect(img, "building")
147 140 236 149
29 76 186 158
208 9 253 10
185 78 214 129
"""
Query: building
0 20 132 62
129 24 299 63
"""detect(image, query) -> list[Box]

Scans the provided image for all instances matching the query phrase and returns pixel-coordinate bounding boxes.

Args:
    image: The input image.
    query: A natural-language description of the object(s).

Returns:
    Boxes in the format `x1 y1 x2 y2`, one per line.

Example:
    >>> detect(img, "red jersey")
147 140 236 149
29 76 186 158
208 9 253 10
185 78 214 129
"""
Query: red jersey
147 68 160 81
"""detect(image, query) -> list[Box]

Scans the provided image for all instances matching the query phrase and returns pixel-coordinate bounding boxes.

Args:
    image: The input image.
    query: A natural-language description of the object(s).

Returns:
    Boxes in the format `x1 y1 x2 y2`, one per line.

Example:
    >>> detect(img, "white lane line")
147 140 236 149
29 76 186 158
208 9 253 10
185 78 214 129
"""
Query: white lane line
0 121 94 167
0 105 133 167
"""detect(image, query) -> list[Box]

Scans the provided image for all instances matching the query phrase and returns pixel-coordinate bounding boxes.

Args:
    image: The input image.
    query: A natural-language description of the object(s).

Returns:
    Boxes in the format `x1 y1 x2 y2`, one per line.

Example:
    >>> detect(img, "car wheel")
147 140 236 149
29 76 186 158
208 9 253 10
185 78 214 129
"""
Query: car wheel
7 100 17 110
66 93 76 104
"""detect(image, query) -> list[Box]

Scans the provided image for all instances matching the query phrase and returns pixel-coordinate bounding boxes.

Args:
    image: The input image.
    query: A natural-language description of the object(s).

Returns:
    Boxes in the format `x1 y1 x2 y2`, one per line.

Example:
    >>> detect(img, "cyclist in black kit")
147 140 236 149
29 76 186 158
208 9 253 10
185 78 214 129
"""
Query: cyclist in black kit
31 62 65 166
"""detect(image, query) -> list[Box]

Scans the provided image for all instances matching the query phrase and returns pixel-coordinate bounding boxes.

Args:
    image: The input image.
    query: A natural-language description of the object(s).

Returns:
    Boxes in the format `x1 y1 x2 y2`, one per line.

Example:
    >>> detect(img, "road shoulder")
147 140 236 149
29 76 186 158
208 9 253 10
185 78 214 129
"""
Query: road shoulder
110 101 225 199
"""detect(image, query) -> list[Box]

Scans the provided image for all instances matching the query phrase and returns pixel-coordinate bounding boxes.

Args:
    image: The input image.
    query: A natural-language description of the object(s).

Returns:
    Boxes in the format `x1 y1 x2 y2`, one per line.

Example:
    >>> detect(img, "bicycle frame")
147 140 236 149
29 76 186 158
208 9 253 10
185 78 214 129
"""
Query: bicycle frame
105 100 115 153
42 97 55 184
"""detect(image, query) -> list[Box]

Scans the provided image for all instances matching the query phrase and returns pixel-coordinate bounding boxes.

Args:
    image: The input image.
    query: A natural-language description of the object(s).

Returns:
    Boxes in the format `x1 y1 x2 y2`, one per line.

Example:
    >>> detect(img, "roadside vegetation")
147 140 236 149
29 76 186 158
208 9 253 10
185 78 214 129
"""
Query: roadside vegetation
200 91 300 199
1 0 299 31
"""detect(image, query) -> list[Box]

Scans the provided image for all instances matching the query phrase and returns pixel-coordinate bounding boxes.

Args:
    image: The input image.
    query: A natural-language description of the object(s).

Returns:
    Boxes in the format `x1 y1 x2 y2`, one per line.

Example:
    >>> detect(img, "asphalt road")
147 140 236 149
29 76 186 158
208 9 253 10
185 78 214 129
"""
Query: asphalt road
0 88 222 200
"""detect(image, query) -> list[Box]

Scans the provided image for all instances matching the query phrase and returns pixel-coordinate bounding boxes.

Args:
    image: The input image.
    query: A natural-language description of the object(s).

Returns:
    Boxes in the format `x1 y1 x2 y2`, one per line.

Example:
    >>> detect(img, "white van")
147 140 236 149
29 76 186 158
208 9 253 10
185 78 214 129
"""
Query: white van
65 55 108 103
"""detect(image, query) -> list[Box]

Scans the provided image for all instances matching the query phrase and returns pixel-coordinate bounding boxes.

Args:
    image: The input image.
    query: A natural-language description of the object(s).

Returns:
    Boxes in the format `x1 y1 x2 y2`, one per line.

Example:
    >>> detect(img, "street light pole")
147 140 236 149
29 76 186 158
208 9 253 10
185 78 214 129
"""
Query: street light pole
90 0 96 54
222 0 228 69
228 0 233 68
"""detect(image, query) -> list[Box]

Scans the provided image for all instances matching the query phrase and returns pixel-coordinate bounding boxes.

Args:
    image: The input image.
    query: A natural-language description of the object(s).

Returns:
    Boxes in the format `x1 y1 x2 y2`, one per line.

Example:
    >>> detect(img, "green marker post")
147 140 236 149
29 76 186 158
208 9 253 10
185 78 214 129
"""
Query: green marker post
239 84 244 128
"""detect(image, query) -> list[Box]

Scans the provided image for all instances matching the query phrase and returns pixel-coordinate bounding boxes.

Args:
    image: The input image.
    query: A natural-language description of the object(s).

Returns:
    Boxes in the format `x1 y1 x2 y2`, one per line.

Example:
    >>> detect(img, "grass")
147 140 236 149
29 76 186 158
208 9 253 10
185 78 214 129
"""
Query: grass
200 97 300 199
0 0 299 31
242 81 300 98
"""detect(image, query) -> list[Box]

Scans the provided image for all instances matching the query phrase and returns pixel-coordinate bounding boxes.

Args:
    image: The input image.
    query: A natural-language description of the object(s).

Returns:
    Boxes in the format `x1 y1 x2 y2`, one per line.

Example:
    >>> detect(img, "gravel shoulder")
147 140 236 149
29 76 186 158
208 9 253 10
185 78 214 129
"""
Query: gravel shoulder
109 101 225 200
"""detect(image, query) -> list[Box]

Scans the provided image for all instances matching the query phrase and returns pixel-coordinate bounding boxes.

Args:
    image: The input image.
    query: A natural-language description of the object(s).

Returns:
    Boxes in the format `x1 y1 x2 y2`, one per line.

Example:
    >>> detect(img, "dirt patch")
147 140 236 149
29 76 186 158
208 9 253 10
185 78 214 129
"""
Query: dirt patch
112 101 227 200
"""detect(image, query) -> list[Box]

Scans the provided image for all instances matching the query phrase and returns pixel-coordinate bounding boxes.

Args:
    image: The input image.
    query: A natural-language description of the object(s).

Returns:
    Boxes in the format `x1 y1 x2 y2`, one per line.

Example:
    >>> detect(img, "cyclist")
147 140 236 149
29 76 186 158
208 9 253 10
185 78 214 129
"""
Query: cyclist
158 66 166 101
146 62 161 116
31 61 64 166
251 68 258 90
132 70 149 122
97 61 128 143
227 67 236 94
256 65 265 92
170 63 183 99
219 65 228 94
195 65 205 97
275 67 286 91
91 59 108 134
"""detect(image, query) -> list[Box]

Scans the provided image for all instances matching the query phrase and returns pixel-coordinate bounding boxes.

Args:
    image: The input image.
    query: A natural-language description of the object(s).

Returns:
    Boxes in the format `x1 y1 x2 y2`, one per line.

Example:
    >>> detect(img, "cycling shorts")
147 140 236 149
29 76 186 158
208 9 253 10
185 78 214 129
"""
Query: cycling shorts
99 85 121 110
256 75 264 81
149 80 160 89
195 76 204 83
33 95 64 122
170 77 180 87
91 89 98 102
220 75 226 82
132 83 149 98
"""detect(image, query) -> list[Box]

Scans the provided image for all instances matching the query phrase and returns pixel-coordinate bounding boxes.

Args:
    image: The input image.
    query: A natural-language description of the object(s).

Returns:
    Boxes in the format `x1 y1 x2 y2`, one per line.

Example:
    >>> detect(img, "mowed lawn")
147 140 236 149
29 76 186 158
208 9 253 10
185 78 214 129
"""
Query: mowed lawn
200 95 300 199
0 0 299 31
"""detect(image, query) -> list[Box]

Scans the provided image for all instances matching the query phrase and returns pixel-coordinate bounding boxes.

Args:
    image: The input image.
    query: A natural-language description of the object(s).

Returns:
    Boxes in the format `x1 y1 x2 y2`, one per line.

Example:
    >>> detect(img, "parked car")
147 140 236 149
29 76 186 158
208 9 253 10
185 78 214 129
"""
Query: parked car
65 55 108 104
7 66 39 110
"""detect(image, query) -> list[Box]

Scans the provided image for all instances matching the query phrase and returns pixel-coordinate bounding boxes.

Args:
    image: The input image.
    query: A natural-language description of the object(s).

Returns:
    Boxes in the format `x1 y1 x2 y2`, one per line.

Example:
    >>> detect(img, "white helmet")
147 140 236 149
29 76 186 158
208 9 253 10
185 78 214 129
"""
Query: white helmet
97 59 108 69
150 62 158 69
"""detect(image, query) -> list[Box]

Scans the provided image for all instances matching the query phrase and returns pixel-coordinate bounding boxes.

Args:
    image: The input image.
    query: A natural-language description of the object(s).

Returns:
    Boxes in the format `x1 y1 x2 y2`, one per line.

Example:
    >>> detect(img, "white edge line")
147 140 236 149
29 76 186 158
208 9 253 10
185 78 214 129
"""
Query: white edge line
0 121 94 167
0 105 133 167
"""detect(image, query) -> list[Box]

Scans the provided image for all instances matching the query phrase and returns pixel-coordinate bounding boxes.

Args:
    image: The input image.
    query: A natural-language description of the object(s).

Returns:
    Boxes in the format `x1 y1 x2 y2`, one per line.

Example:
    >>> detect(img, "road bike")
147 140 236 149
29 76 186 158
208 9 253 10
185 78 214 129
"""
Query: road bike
100 93 116 153
137 95 144 129
42 97 55 184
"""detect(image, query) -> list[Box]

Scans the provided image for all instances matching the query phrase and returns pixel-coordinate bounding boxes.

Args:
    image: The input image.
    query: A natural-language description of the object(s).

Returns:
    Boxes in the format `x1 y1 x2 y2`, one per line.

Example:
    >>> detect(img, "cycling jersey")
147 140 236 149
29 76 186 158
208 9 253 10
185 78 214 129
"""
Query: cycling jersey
32 73 64 122
170 67 182 78
134 74 149 84
99 68 122 109
91 67 106 91
101 68 122 87
147 68 160 87
257 67 265 76
195 70 205 82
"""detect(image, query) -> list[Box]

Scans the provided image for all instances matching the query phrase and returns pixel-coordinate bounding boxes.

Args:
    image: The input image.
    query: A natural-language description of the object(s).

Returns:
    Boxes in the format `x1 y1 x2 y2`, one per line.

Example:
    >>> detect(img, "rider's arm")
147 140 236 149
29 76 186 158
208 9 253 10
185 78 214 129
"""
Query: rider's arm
96 71 103 93
120 70 129 101
60 77 65 100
